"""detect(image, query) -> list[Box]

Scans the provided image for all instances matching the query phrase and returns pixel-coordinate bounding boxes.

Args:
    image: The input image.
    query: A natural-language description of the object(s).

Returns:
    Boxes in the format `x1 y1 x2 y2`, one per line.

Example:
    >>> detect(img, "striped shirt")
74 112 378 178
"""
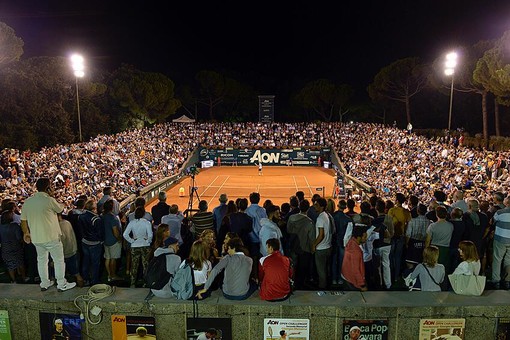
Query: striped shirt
494 207 510 244
406 215 430 241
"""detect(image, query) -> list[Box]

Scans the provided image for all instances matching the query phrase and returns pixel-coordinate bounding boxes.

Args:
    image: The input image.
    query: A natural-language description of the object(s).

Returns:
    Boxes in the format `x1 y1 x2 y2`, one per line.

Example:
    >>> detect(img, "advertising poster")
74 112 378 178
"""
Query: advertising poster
0 310 12 340
111 315 156 340
263 318 309 340
39 312 82 340
419 318 465 340
496 318 510 339
342 319 389 340
186 318 232 340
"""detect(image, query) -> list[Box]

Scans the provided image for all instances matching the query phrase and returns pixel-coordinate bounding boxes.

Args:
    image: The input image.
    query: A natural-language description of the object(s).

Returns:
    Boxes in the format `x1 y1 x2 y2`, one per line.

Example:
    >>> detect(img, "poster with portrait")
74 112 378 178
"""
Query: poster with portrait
111 315 156 340
263 318 309 340
186 318 232 340
496 318 510 339
39 312 82 340
0 310 12 340
342 319 389 340
419 318 465 340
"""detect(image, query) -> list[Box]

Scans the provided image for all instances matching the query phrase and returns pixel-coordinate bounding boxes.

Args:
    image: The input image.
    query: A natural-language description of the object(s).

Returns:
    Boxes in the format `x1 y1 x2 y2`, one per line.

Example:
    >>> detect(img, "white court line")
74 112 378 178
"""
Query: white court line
303 175 314 196
293 176 299 192
208 176 231 206
193 175 221 207
200 185 302 189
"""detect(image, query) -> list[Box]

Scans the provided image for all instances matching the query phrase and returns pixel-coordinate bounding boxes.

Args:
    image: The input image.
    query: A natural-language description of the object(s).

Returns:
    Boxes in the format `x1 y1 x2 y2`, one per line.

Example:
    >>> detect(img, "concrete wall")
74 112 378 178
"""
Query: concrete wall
0 283 509 339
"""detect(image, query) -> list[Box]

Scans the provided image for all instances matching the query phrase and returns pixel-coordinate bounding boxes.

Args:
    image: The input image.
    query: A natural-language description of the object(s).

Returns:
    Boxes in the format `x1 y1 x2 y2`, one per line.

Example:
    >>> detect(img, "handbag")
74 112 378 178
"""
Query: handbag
448 262 486 296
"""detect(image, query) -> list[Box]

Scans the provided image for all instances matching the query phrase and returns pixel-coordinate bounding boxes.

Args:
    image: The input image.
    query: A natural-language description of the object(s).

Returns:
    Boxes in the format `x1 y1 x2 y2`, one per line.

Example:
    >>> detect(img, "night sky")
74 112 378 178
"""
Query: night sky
1 0 510 97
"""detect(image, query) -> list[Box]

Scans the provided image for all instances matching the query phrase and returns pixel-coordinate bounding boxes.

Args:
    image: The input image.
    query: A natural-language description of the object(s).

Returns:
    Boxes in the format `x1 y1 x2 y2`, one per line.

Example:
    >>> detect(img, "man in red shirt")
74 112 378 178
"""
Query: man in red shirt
342 225 368 291
258 238 293 301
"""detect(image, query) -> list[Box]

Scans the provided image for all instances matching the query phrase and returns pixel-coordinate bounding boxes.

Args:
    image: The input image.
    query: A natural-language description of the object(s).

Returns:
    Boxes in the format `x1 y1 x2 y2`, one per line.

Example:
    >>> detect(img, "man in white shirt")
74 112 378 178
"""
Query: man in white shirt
312 197 333 289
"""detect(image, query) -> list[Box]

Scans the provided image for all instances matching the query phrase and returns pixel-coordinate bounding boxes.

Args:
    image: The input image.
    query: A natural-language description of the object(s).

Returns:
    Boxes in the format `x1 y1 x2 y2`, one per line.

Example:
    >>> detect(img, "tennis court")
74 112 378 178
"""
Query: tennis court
146 166 336 211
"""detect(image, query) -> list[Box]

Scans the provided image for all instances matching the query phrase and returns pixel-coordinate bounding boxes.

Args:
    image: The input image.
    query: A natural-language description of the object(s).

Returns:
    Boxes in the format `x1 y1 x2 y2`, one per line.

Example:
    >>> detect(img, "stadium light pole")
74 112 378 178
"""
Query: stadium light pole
70 54 85 142
444 51 457 131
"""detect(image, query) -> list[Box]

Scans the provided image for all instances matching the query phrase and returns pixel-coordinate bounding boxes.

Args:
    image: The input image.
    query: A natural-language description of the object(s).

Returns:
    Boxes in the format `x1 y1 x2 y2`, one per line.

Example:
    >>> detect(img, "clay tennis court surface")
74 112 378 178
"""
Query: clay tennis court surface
146 166 336 211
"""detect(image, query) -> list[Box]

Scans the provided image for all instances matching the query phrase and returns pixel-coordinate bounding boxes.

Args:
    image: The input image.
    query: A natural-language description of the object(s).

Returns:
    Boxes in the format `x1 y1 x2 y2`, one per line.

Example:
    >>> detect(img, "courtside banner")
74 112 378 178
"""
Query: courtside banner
199 148 331 166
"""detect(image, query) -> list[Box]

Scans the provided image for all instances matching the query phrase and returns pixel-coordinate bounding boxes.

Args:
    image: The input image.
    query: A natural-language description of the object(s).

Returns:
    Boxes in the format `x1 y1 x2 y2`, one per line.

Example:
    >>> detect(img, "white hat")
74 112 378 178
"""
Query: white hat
349 326 361 332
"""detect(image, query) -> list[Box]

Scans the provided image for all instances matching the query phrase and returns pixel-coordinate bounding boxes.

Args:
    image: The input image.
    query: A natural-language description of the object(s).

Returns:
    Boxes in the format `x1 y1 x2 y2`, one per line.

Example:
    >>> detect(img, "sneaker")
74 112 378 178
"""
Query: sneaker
40 280 55 291
57 282 77 292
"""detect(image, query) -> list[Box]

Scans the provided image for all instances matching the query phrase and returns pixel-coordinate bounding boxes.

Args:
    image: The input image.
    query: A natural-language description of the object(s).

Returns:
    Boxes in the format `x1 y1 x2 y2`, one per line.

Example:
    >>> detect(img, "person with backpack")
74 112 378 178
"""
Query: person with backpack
196 237 256 300
150 237 181 298
179 240 212 299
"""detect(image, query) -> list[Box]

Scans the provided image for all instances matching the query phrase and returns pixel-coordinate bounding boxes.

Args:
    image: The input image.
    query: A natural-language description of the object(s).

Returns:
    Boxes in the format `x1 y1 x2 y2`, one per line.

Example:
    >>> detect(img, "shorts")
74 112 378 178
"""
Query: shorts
104 242 122 259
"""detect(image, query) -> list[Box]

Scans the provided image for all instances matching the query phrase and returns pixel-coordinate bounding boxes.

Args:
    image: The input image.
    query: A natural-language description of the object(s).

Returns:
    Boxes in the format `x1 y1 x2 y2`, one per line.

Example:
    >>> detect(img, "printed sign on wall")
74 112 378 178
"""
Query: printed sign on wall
419 318 465 340
111 315 156 340
39 312 82 340
342 319 389 340
0 310 12 340
263 318 309 340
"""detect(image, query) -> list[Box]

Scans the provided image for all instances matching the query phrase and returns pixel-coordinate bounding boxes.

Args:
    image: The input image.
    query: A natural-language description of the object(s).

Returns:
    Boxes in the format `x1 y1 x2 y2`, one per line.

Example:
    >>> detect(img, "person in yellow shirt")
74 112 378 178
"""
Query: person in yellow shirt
387 193 411 283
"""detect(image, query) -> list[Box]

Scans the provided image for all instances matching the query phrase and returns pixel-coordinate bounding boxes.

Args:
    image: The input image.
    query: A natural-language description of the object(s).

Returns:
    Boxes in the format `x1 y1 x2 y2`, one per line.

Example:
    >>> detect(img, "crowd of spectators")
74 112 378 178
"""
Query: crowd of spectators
2 121 510 297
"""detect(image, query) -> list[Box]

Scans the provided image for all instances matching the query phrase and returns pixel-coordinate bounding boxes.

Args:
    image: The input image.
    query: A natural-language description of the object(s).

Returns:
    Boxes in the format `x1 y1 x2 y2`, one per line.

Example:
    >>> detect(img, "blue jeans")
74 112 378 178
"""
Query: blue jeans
223 281 257 300
81 243 103 284
331 246 345 283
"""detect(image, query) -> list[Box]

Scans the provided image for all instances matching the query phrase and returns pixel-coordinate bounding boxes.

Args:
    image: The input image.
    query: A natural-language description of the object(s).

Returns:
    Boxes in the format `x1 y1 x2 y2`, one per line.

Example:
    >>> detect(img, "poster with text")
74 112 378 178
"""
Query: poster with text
419 318 465 340
0 310 12 340
39 312 82 340
496 318 510 339
264 318 309 340
111 315 156 340
342 319 389 340
187 317 232 340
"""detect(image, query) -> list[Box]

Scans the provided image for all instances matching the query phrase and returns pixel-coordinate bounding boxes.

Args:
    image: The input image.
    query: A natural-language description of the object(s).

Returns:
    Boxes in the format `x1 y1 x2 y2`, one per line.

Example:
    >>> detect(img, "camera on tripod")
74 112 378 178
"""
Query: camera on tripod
185 165 199 177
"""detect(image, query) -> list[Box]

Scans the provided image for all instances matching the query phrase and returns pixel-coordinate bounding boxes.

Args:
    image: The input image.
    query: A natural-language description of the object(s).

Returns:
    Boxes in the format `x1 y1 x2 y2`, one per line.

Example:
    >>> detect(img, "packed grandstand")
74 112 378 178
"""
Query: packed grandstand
1 122 508 210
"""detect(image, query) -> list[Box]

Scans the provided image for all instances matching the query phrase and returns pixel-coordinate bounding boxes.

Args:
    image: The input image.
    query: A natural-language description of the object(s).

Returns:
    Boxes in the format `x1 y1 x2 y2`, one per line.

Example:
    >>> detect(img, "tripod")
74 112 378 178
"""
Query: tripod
187 174 200 212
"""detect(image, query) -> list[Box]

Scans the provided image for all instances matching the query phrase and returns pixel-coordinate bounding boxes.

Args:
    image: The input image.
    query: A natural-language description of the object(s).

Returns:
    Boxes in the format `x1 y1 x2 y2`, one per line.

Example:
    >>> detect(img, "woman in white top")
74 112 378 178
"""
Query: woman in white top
453 240 481 275
123 207 153 287
181 240 212 297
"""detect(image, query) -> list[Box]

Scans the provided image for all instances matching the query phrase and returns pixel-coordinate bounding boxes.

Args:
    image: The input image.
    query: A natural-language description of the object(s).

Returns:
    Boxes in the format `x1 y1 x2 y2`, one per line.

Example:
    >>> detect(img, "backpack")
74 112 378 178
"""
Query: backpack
145 253 172 290
170 261 195 300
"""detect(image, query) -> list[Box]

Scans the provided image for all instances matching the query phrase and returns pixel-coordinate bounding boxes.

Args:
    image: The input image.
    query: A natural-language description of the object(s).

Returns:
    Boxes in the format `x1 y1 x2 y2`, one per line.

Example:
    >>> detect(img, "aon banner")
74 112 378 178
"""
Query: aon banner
198 148 331 166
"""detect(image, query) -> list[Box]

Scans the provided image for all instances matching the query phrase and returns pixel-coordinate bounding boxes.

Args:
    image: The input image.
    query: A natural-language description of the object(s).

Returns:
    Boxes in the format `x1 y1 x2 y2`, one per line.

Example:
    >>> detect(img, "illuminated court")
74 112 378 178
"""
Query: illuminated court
146 166 336 211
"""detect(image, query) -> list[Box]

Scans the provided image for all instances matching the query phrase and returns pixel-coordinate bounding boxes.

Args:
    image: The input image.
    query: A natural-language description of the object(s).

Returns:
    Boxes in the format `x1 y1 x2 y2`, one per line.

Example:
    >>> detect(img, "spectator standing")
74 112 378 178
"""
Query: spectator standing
258 238 292 301
123 207 153 287
151 192 170 226
405 204 430 270
331 199 353 286
161 204 185 245
58 213 84 287
312 198 333 289
220 198 252 250
246 192 267 258
212 194 228 233
372 199 393 290
425 206 454 274
78 200 104 286
451 190 468 213
101 199 123 281
191 200 214 239
387 193 411 282
491 196 510 290
96 186 120 216
0 207 27 283
448 208 466 274
286 199 315 289
463 199 489 266
20 178 76 291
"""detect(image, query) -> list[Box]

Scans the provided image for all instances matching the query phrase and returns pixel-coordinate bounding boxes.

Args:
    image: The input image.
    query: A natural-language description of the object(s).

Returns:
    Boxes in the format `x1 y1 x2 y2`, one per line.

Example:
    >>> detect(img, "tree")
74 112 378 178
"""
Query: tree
294 79 353 122
0 22 24 67
195 70 227 121
109 64 181 125
474 31 510 136
368 57 428 125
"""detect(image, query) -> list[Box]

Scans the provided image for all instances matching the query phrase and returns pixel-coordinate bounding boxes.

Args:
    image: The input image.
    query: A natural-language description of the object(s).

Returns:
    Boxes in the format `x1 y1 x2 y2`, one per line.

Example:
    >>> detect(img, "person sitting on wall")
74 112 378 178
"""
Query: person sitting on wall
258 238 293 301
